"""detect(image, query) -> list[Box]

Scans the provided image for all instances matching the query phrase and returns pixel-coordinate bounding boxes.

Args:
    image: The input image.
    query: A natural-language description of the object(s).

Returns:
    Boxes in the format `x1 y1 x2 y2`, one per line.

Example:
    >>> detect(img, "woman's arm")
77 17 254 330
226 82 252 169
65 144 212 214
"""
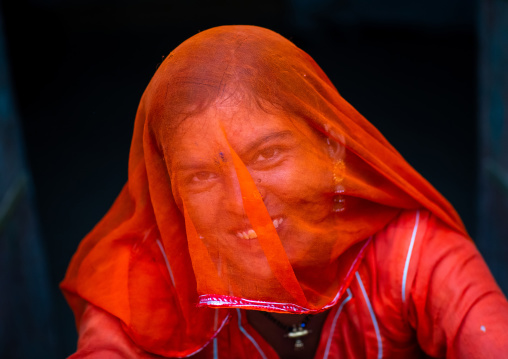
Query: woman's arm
68 304 156 359
406 213 508 358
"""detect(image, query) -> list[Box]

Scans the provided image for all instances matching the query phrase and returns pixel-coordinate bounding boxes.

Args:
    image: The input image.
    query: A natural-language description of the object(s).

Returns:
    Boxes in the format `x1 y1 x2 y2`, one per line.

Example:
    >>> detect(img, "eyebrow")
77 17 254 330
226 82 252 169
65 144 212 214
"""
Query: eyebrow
172 130 294 172
173 159 215 172
239 130 294 156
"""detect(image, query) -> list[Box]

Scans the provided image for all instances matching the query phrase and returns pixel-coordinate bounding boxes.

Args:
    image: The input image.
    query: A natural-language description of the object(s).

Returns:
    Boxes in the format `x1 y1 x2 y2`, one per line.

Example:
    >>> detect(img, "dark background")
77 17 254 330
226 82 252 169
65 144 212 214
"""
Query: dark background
2 0 497 357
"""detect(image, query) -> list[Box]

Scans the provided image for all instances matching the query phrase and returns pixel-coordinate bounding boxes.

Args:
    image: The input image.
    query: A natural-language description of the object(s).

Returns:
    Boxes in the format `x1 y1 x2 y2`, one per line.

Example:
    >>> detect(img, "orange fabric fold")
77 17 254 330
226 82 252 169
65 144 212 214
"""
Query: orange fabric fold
61 25 468 357
229 144 307 305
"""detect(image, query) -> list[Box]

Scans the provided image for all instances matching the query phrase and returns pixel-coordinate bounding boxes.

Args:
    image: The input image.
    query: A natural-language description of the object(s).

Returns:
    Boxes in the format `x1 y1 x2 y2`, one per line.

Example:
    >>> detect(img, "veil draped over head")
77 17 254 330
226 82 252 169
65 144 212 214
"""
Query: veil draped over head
61 25 467 357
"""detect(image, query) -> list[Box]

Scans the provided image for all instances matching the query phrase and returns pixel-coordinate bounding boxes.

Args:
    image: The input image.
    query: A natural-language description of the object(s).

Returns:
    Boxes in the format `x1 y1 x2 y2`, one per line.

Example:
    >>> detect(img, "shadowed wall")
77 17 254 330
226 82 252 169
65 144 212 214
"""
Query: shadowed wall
0 8 56 358
478 0 508 294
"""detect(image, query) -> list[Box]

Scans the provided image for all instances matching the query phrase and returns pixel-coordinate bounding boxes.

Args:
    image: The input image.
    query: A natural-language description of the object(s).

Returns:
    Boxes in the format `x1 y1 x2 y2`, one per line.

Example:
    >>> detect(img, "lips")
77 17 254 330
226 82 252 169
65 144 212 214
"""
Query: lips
235 217 284 239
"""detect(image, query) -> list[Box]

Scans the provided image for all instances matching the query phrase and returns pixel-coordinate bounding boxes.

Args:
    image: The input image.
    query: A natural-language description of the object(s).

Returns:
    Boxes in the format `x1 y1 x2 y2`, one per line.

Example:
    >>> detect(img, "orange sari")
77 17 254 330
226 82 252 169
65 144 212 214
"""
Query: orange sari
61 25 508 358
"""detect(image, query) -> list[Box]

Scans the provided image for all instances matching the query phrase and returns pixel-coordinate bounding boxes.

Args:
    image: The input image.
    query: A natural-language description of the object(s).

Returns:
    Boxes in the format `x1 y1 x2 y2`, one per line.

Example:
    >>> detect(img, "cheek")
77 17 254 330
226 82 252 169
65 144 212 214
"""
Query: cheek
256 156 332 202
181 190 223 232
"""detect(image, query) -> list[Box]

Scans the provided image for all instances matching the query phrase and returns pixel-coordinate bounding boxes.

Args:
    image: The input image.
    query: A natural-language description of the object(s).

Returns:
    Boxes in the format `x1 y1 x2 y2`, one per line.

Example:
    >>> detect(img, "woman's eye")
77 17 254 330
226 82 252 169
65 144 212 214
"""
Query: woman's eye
189 171 216 183
254 147 279 162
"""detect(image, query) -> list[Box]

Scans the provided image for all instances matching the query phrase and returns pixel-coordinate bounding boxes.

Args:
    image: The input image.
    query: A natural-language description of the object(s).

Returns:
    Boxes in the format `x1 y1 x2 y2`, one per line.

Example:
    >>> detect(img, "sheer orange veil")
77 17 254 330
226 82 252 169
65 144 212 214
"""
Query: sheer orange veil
61 25 466 357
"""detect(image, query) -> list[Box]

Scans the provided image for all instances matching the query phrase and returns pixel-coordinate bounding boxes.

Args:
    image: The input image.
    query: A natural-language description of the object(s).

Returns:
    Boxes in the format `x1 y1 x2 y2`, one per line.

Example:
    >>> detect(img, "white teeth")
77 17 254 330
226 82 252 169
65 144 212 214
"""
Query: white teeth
273 217 284 228
236 218 283 239
237 232 248 239
236 230 257 239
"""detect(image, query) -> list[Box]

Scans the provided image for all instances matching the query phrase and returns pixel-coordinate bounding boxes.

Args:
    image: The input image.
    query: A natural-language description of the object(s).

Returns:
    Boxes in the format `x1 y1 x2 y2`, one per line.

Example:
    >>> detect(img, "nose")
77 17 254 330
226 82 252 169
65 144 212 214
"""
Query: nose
225 144 268 221
222 169 247 216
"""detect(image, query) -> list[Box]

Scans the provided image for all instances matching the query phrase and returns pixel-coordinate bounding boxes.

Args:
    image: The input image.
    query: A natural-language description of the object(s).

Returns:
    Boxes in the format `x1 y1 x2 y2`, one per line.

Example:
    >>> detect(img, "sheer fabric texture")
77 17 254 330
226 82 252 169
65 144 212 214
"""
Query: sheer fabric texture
61 25 469 357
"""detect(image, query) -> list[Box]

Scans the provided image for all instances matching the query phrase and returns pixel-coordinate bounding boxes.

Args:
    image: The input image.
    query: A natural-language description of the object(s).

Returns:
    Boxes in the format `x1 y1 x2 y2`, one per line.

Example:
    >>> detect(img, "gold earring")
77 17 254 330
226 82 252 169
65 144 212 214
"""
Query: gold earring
332 160 346 212
332 159 345 185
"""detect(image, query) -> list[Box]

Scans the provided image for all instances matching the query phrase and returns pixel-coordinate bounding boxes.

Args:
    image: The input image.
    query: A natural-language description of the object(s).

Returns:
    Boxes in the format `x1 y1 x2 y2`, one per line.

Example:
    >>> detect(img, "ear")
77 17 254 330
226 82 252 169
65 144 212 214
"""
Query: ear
326 133 346 161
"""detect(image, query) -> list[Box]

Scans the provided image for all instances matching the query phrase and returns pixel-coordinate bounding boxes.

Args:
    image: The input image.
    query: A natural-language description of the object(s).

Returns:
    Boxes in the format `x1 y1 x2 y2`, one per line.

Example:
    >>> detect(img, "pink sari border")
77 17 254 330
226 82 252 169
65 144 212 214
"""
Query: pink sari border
197 237 372 314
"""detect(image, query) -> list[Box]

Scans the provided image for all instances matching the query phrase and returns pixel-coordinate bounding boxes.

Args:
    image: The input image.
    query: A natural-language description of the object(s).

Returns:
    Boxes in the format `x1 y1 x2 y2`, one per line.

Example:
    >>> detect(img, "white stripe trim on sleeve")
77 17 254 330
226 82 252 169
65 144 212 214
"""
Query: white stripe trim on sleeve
401 210 420 303
322 288 353 358
155 238 176 287
356 271 383 359
236 309 268 359
213 338 219 359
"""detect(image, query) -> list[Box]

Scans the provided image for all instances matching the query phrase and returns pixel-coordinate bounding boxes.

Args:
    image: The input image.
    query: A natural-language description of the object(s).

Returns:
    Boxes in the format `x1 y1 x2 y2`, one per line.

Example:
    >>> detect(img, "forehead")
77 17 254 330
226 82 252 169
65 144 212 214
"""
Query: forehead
168 102 301 159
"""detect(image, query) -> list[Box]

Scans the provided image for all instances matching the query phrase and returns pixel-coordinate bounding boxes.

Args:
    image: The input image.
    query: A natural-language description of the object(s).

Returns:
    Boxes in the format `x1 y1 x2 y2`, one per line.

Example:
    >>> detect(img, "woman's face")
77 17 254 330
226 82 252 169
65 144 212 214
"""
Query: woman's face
168 100 342 276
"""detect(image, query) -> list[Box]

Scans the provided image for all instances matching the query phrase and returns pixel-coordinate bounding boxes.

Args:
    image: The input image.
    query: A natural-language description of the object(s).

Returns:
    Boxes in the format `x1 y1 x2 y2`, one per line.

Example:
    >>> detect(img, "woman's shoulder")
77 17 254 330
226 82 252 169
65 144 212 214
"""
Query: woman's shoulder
362 210 508 357
68 304 159 359
362 208 475 308
371 208 472 265
353 209 508 357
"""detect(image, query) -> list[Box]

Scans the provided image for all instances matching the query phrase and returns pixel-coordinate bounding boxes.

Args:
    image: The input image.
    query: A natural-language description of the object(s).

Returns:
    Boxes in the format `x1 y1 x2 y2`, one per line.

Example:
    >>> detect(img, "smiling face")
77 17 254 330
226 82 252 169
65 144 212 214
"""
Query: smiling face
167 98 343 279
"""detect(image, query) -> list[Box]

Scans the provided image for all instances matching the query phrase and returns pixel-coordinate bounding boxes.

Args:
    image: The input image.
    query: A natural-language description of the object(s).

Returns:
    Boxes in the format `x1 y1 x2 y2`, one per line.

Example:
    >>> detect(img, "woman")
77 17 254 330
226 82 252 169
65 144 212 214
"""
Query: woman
61 25 508 358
